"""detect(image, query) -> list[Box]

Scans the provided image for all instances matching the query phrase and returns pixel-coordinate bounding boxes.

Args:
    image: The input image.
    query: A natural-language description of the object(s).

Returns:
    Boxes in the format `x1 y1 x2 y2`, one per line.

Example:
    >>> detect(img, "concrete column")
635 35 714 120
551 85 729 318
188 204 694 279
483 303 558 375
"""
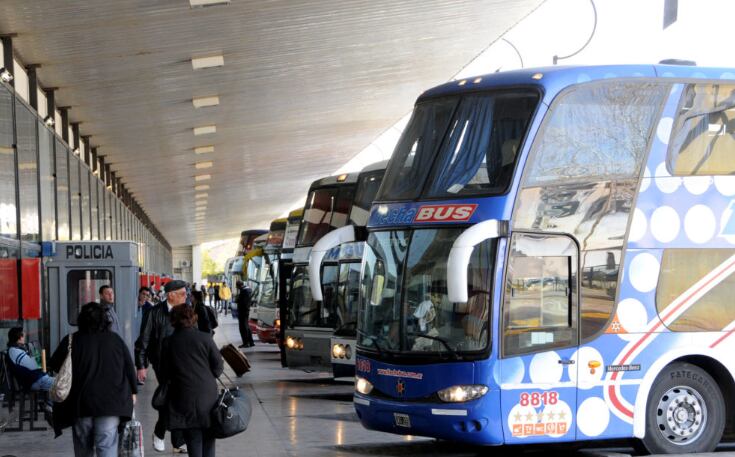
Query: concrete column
192 244 203 285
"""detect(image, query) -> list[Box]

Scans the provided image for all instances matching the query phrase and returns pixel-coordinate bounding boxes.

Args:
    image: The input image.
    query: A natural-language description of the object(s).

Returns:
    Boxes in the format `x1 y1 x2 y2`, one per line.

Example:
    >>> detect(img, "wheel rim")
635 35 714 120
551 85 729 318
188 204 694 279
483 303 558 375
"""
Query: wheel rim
655 385 707 445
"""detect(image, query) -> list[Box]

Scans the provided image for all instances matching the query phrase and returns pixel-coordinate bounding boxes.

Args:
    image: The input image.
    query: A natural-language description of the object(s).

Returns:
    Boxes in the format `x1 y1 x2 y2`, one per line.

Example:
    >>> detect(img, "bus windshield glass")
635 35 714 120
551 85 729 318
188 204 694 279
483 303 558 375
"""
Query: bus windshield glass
335 261 362 336
350 171 384 226
258 256 278 309
357 229 494 356
378 91 539 200
297 185 356 246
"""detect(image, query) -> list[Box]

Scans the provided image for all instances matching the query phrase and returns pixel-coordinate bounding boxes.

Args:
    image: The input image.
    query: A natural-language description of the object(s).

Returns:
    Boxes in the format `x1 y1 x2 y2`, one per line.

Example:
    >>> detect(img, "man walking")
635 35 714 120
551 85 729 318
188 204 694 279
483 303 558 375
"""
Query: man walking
236 280 255 348
135 280 188 453
98 285 121 336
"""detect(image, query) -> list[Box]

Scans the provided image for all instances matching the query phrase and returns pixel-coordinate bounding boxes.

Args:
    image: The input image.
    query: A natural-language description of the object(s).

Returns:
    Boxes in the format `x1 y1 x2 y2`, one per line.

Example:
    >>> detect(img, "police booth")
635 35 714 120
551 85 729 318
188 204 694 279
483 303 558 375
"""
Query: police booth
44 241 141 352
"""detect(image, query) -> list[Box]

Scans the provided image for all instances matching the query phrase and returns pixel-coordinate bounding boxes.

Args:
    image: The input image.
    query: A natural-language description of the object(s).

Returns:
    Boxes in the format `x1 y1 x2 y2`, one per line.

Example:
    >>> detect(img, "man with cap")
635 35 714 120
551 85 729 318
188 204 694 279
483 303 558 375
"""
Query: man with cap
134 279 188 453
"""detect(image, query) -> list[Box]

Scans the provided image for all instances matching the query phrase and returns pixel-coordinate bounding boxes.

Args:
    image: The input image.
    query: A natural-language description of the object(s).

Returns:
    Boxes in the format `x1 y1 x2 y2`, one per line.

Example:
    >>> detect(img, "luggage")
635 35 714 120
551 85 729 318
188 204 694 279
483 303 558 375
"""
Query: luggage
119 410 144 457
211 374 252 439
220 344 250 377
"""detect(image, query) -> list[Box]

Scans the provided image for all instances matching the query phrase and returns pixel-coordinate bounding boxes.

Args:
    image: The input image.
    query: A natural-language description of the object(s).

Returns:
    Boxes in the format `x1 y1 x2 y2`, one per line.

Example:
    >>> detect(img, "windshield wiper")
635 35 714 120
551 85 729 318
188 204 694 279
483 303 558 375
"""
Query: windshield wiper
407 332 460 360
335 320 357 334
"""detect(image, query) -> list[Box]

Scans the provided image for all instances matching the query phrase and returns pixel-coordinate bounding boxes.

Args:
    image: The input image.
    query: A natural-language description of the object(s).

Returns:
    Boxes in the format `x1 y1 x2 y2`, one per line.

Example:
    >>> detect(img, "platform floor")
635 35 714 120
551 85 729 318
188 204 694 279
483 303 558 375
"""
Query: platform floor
2 315 735 457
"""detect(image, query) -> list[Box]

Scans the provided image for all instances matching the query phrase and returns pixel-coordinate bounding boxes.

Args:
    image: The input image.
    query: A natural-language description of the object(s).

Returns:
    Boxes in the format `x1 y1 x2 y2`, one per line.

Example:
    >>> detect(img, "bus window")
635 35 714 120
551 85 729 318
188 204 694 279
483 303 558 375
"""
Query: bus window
525 82 668 185
67 269 113 325
657 249 735 331
298 187 338 246
503 233 578 357
668 84 735 175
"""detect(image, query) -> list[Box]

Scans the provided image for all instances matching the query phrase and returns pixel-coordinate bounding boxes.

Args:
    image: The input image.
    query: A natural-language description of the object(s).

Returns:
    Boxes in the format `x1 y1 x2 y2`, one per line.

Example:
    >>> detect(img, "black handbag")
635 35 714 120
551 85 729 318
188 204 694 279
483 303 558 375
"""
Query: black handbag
210 373 251 438
151 383 169 410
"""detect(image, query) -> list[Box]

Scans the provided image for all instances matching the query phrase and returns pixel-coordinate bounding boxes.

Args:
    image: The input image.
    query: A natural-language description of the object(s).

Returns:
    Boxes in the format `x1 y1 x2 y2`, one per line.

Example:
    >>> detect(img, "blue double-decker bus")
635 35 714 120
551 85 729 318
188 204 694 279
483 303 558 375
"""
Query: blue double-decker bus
354 64 735 454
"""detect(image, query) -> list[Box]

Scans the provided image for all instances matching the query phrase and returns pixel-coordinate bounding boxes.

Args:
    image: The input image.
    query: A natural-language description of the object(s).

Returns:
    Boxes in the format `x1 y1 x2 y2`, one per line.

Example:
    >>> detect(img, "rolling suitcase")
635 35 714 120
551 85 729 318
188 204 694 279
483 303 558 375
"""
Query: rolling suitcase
220 344 251 377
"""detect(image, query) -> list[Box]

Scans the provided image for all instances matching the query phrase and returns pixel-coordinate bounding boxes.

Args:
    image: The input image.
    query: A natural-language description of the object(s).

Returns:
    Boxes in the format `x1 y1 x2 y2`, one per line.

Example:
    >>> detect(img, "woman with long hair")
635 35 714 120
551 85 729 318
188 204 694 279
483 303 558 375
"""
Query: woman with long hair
160 305 223 457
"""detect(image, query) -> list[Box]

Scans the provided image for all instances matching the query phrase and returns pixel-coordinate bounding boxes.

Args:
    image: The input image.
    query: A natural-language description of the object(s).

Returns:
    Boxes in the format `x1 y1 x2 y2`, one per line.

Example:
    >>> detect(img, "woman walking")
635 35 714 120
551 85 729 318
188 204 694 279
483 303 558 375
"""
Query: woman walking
50 302 137 457
160 305 224 457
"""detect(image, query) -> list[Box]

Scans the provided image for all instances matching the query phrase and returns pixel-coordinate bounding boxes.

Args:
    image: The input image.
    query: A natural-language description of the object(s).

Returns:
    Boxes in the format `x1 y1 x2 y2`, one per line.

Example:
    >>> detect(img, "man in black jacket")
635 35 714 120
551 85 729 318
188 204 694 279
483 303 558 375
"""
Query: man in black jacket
236 280 255 348
134 279 188 453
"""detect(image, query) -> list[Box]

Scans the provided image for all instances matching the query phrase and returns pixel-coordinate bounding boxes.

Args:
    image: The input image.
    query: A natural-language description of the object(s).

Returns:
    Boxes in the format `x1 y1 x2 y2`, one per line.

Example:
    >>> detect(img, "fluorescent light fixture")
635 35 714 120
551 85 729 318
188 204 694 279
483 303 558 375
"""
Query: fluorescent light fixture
190 0 230 6
195 161 213 169
195 184 210 191
193 125 216 136
194 145 214 154
195 174 211 181
192 95 219 108
195 193 208 199
191 54 224 70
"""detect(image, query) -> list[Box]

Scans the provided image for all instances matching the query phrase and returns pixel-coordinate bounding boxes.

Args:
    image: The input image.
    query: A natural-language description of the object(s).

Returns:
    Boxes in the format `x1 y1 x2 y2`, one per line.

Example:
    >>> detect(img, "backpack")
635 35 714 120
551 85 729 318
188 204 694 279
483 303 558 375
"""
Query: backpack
205 305 219 330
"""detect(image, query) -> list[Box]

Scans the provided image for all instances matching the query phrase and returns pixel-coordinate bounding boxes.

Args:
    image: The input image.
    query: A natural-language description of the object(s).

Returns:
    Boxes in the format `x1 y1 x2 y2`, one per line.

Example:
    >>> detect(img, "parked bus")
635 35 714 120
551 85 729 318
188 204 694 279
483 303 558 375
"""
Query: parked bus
354 64 735 454
278 208 304 365
309 162 386 378
284 172 360 370
256 217 288 343
236 229 268 256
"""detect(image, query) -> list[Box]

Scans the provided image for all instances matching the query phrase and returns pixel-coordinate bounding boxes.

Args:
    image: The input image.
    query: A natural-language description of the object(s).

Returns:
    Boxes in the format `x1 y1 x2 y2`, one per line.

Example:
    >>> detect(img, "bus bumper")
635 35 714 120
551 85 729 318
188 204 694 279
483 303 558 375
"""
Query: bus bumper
285 328 332 371
353 390 503 445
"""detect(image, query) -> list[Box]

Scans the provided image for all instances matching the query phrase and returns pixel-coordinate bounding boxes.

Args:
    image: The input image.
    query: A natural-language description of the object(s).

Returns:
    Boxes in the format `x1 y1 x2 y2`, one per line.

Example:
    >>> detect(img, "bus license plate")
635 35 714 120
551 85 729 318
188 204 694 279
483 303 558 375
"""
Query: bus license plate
394 413 411 428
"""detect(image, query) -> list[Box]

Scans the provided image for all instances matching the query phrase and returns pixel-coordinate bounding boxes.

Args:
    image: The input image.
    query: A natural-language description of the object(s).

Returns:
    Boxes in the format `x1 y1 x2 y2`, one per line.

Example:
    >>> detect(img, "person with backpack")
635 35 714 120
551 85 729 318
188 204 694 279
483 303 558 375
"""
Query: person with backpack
191 290 218 334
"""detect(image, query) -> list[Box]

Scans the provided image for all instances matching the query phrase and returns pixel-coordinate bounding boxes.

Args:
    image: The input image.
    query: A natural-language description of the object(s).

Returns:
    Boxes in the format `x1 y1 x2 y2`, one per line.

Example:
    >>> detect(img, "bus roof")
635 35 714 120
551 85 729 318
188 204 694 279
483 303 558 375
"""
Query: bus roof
288 208 303 220
241 229 268 237
269 217 288 231
360 160 388 174
308 171 360 190
419 64 735 104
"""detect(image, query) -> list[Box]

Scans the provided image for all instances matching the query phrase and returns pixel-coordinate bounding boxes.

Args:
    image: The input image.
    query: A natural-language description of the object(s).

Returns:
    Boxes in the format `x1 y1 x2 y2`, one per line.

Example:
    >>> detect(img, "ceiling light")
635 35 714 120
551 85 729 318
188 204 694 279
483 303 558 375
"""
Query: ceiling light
194 145 214 154
190 0 230 6
195 184 210 191
195 193 208 199
195 174 211 181
0 68 13 83
195 161 213 169
191 55 224 70
192 96 219 108
193 125 216 136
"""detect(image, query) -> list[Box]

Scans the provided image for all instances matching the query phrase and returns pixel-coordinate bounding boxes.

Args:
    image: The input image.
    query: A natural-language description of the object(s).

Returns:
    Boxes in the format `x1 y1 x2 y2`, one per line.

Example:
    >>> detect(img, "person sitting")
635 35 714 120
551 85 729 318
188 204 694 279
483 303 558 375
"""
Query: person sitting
6 327 54 391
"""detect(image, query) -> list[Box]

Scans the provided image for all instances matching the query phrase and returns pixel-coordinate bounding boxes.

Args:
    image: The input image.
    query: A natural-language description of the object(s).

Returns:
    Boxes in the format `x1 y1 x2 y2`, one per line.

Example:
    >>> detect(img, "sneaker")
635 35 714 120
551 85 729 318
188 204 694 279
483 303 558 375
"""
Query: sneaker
152 434 165 452
173 444 188 454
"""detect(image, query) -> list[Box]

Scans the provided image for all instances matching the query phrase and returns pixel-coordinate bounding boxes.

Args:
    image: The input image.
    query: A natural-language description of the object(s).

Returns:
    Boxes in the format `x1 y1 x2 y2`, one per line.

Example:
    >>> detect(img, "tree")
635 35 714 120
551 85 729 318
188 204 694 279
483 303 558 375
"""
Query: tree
201 251 223 279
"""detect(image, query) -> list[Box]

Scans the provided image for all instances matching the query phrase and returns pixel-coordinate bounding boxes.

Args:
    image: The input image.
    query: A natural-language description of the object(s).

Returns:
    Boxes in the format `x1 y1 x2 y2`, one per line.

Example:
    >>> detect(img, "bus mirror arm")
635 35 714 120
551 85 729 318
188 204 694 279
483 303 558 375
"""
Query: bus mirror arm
447 219 508 303
308 225 356 301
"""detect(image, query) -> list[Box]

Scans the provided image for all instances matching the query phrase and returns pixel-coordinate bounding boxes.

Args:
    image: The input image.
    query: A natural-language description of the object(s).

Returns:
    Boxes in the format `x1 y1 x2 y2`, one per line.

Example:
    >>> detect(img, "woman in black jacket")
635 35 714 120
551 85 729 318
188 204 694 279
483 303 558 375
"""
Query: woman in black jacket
50 301 137 456
160 305 224 457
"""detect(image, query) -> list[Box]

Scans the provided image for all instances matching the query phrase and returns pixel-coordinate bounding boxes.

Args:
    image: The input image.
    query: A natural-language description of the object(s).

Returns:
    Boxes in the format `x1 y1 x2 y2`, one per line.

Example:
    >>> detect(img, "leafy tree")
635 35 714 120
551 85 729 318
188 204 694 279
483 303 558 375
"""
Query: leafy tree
201 251 223 278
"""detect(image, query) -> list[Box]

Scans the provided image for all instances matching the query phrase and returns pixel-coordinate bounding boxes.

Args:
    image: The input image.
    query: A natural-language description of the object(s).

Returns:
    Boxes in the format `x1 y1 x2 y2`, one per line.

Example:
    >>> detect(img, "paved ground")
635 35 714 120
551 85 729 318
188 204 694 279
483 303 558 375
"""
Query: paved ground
2 316 735 456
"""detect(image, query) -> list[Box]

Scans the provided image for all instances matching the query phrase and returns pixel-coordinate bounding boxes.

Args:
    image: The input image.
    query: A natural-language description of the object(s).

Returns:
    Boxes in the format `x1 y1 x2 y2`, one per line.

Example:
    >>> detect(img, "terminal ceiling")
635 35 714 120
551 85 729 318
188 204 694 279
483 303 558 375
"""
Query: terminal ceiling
0 0 542 247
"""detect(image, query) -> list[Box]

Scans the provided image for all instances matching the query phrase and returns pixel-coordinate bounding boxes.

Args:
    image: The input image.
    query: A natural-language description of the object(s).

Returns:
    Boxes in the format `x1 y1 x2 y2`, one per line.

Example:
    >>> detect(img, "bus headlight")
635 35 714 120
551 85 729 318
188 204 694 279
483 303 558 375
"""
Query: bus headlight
274 319 280 328
355 376 373 395
286 336 296 349
344 344 352 360
332 343 345 358
437 385 488 403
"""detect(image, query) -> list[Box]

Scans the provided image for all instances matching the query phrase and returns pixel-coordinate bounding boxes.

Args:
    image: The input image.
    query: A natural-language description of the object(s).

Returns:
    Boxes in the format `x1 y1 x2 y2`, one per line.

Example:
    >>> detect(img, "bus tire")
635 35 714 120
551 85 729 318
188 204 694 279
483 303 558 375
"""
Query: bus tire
641 362 724 454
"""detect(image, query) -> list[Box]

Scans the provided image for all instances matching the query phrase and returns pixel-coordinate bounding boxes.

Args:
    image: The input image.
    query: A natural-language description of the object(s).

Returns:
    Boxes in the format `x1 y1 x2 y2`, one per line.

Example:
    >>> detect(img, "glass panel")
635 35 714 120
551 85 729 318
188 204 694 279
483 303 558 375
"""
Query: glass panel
503 233 578 356
335 261 361 335
290 265 316 326
330 186 355 229
80 167 90 239
55 139 69 240
69 152 81 240
38 123 55 240
320 263 339 327
90 174 98 240
67 269 113 325
358 229 492 354
0 87 17 239
427 92 538 197
669 84 735 175
525 82 668 185
297 187 338 246
349 170 384 226
0 242 20 322
105 191 112 240
657 249 735 331
15 102 39 242
378 98 457 200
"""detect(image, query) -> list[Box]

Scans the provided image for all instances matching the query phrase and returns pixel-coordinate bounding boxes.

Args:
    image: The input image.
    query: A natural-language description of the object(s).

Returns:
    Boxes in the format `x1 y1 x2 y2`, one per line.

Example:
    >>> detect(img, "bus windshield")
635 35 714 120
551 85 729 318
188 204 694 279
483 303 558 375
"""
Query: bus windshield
297 185 356 247
350 171 384 226
258 256 278 309
335 261 361 336
357 229 494 356
378 91 539 200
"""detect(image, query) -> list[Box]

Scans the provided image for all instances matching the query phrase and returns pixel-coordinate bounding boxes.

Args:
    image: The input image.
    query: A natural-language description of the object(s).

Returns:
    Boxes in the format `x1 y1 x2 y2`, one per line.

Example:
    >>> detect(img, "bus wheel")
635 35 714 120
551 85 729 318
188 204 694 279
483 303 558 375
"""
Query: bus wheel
642 362 724 454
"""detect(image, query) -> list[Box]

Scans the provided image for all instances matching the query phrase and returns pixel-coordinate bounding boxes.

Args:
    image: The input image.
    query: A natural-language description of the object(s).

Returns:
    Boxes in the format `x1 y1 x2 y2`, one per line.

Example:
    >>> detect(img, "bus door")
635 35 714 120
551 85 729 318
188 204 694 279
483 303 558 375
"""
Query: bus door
499 232 579 443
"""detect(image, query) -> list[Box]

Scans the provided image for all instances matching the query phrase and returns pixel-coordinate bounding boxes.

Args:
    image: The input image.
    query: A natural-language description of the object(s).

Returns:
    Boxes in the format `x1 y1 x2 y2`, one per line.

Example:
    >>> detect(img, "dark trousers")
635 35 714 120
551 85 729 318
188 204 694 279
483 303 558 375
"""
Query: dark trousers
182 428 215 457
152 367 185 448
238 306 254 346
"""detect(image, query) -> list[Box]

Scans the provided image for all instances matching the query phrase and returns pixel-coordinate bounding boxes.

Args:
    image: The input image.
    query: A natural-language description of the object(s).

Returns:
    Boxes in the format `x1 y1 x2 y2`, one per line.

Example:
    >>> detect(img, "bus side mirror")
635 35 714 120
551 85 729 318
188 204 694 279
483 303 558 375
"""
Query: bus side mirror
446 219 507 303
